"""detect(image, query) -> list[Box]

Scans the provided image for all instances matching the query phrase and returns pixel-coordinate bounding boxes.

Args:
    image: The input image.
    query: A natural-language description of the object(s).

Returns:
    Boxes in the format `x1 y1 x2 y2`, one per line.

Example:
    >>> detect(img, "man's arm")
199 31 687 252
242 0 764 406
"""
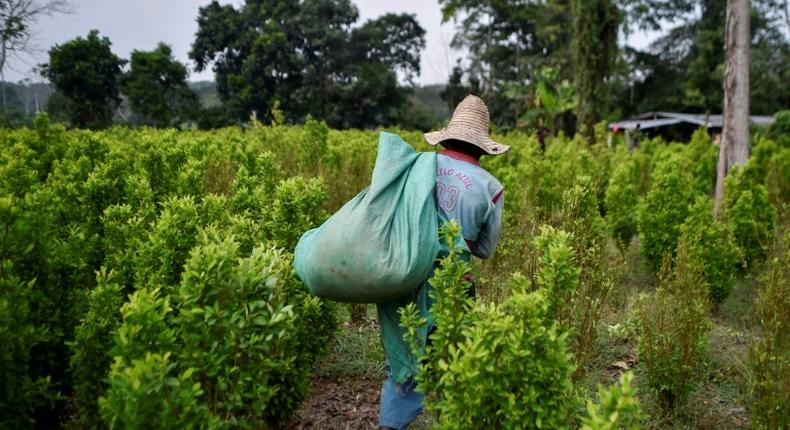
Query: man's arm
469 191 504 259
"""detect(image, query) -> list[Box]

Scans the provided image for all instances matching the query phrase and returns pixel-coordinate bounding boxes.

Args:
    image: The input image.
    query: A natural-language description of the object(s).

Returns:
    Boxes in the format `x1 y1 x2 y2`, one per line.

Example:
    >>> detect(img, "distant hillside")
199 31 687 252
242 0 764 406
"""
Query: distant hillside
1 80 451 127
186 81 452 123
0 82 54 118
412 84 450 121
189 81 221 108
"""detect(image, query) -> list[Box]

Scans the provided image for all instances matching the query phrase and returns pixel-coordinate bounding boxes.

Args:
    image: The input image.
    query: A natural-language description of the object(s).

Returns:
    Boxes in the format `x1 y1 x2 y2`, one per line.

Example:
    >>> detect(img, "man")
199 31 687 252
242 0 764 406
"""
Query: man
377 95 509 430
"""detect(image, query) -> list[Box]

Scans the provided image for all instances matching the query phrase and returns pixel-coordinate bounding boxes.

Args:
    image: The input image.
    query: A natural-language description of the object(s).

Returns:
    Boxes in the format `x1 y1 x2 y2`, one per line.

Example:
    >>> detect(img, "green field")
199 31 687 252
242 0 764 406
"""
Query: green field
1 115 788 429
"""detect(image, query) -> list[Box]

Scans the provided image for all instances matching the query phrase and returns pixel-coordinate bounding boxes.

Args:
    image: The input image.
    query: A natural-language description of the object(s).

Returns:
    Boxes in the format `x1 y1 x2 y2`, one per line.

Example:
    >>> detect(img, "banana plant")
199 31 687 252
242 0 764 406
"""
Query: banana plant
507 67 577 136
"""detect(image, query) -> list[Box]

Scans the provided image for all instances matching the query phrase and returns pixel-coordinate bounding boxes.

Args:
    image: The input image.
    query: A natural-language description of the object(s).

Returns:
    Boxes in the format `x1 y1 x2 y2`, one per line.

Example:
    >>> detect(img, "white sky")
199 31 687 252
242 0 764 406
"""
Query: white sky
4 0 659 85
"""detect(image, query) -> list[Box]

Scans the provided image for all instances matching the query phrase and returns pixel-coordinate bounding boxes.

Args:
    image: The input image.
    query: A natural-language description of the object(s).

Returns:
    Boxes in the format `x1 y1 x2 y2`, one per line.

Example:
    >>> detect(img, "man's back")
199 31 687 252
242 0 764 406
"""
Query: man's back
435 150 504 259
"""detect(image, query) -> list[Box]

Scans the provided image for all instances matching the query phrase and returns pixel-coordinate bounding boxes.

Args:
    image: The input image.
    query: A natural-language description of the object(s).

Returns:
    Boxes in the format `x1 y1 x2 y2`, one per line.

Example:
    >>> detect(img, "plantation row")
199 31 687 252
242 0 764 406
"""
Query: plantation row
0 114 788 428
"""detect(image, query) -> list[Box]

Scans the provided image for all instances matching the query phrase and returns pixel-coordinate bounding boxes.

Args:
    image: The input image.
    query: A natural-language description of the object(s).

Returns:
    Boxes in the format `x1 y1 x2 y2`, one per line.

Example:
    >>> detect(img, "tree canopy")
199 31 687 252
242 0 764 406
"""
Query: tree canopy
440 0 790 131
0 0 70 116
41 29 125 129
190 0 426 128
617 0 790 116
120 43 197 127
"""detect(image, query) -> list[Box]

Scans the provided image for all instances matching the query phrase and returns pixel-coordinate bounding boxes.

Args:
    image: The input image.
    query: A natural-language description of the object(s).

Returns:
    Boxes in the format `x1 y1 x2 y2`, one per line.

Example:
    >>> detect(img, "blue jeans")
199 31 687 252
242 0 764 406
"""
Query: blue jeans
378 373 424 429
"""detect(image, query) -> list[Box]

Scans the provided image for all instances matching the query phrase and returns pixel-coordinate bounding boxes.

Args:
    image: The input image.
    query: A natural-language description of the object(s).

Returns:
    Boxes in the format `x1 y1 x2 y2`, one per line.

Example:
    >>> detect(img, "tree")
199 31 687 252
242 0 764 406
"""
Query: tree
189 0 425 128
439 0 573 128
41 30 125 128
349 12 425 83
0 0 70 115
571 0 619 140
615 0 789 115
440 64 472 111
120 43 197 127
518 67 577 136
715 0 751 215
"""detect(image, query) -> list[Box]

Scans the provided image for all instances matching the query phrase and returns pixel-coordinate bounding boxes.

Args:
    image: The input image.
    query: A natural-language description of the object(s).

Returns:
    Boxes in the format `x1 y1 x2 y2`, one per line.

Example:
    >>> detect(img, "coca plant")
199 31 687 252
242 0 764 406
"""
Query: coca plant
637 242 710 408
101 232 336 428
637 154 698 270
401 222 576 429
747 232 790 429
678 196 741 303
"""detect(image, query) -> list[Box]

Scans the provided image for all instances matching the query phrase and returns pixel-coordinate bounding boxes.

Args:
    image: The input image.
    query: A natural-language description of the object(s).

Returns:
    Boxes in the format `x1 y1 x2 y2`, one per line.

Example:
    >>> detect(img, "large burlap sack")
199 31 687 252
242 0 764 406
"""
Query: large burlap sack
293 132 439 303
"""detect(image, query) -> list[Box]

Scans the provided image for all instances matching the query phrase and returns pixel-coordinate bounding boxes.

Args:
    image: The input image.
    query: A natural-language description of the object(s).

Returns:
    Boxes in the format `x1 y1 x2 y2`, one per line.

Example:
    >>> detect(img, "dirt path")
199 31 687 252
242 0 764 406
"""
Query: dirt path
290 375 382 429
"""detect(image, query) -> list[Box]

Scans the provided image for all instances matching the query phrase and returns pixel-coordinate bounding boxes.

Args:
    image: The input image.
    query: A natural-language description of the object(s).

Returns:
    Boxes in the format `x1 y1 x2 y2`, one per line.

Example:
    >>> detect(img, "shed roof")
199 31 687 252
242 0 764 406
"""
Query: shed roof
609 111 776 130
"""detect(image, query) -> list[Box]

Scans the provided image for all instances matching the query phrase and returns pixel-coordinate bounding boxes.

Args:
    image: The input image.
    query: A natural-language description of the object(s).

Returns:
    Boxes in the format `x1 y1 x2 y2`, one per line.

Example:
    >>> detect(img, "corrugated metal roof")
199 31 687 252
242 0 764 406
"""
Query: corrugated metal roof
609 112 776 130
609 118 682 130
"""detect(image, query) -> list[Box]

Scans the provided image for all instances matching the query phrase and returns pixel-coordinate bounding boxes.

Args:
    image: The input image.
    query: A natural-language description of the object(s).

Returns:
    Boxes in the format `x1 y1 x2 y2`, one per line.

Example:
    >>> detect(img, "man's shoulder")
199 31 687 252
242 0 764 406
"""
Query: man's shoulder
436 154 503 195
468 163 503 194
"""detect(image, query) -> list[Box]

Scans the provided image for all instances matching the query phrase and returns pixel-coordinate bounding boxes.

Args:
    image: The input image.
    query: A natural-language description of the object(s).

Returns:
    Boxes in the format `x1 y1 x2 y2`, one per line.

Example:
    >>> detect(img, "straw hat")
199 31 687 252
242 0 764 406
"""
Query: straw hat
424 95 510 155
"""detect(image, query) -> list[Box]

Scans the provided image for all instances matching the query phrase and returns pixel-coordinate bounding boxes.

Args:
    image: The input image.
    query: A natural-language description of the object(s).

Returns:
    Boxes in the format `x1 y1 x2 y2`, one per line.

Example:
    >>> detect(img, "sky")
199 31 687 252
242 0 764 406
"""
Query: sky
4 0 660 85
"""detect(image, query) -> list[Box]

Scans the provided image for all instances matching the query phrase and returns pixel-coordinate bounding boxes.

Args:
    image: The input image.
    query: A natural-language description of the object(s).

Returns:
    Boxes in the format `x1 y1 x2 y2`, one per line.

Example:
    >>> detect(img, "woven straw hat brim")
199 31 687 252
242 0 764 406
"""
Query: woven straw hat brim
423 94 510 156
424 128 510 155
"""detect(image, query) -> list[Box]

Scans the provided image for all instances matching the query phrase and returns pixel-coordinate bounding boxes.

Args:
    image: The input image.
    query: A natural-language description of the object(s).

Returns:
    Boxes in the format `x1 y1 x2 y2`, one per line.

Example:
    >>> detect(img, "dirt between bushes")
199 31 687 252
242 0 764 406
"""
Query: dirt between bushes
290 375 382 429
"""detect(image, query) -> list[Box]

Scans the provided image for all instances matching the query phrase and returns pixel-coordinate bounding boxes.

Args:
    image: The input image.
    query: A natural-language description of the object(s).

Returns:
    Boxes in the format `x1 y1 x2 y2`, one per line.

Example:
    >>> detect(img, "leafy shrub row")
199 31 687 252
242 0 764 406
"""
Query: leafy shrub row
99 234 335 428
401 222 643 429
0 115 340 427
747 231 790 429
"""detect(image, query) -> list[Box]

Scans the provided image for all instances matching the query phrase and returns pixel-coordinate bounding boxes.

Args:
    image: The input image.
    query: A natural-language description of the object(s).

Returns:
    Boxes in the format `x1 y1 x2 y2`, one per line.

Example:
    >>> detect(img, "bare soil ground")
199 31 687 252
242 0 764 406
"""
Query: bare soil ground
290 374 382 429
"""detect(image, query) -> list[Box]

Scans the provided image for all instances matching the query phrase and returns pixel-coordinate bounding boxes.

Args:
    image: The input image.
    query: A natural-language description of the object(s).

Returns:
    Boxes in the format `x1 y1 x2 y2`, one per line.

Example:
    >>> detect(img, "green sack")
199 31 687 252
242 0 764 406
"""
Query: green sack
294 132 439 303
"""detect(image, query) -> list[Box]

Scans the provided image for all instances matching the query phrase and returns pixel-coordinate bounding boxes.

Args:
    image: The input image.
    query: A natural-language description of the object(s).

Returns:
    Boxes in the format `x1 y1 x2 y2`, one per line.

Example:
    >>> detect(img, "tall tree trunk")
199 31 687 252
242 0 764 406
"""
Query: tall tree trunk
571 0 619 143
714 0 751 217
0 71 6 117
0 43 6 117
784 0 790 34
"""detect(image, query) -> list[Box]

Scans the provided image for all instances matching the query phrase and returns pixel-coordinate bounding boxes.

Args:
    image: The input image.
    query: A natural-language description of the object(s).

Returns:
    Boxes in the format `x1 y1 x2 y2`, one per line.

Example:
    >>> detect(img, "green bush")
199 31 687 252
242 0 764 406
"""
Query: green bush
266 176 328 250
722 168 776 267
0 262 54 429
741 137 778 188
133 196 200 287
264 250 338 424
553 177 612 373
0 125 346 426
0 143 41 197
230 152 281 219
765 147 789 212
534 225 580 325
402 222 576 429
539 138 588 217
678 196 741 303
580 372 644 430
683 128 717 195
769 109 790 139
101 204 150 287
68 268 125 427
107 287 177 363
605 156 639 252
637 242 710 408
631 137 663 198
102 230 336 428
299 115 329 172
100 286 208 428
637 154 698 270
174 234 303 427
747 232 790 429
101 352 217 430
